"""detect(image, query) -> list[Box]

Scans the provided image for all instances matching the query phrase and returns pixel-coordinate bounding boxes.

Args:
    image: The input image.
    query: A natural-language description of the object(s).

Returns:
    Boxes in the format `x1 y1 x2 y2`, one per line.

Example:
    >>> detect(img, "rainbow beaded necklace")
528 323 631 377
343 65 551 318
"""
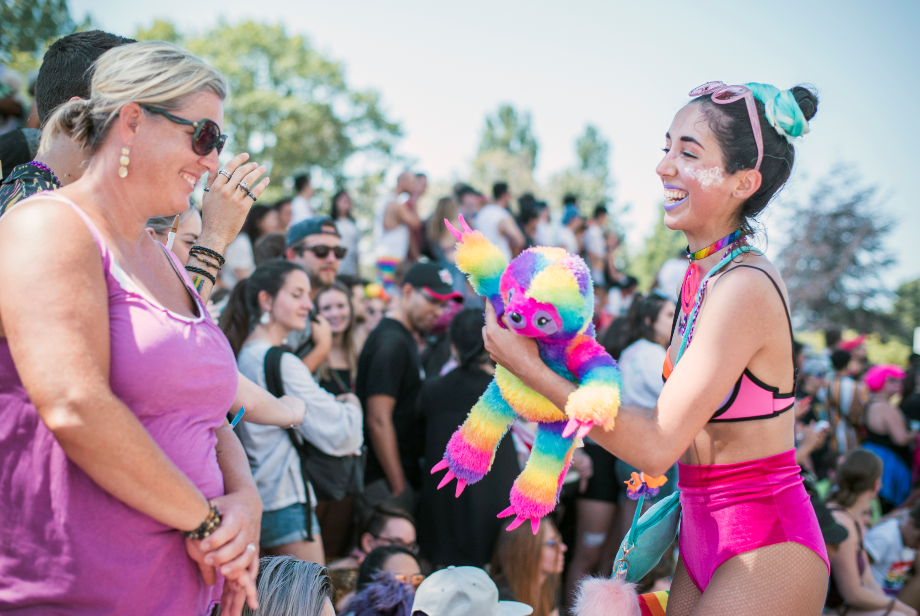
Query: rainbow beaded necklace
686 229 743 261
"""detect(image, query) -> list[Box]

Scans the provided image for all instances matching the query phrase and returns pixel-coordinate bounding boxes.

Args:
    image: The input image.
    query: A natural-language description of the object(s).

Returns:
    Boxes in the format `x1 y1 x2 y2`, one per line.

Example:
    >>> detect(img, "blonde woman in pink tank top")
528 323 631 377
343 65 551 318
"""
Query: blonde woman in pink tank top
0 42 273 615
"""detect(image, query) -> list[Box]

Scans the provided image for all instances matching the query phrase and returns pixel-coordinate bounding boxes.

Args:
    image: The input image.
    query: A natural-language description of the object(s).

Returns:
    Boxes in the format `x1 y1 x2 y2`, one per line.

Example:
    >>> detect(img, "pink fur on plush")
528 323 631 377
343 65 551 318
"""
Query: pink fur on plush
573 576 640 616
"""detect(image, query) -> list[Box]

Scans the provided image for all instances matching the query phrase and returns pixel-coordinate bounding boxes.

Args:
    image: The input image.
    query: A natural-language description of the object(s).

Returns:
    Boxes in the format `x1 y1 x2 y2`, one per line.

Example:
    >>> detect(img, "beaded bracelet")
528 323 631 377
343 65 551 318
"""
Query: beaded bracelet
189 245 226 266
190 254 221 271
183 500 222 540
185 265 216 285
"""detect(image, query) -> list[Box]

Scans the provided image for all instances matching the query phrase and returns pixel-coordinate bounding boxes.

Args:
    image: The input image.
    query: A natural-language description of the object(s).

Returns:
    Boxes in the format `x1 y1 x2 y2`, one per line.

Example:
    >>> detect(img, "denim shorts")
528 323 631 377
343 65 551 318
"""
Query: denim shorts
261 502 321 549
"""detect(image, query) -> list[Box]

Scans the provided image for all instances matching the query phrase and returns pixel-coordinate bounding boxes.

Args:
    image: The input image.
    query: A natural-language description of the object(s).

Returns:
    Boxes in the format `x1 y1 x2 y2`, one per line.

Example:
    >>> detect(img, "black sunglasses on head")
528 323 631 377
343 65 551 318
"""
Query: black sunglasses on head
141 105 228 156
293 244 347 260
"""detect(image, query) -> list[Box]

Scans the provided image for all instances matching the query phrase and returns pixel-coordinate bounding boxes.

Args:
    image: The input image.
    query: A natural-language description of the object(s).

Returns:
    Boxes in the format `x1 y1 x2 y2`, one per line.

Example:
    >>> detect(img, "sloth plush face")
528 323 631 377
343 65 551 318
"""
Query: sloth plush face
499 247 594 341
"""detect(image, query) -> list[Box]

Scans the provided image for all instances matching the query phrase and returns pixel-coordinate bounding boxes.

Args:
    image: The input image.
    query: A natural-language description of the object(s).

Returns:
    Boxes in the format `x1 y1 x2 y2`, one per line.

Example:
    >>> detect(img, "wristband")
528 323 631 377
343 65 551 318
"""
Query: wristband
183 500 222 540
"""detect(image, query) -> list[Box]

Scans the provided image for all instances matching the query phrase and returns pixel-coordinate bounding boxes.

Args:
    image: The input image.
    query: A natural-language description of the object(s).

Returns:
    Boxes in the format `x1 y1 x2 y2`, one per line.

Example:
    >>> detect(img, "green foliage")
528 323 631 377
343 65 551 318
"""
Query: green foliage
475 104 538 172
180 21 400 196
576 124 609 183
547 124 614 216
778 164 896 332
893 278 920 341
134 19 181 44
628 211 685 292
0 0 74 60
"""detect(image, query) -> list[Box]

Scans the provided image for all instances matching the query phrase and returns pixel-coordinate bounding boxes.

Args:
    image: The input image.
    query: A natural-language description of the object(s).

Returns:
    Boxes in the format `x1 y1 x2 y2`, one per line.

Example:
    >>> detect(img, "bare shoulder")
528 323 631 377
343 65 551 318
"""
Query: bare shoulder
709 252 789 312
0 195 102 275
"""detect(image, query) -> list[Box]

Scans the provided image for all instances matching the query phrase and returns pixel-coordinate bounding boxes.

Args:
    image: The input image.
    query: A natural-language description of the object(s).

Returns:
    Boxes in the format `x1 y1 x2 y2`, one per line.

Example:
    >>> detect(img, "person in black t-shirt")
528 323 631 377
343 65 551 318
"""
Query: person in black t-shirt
417 309 519 568
356 262 464 517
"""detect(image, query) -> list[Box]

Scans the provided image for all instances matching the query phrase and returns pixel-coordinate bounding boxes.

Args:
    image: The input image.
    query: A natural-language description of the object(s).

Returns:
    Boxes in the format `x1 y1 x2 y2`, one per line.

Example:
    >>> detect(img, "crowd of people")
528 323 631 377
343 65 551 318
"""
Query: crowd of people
2 26 920 616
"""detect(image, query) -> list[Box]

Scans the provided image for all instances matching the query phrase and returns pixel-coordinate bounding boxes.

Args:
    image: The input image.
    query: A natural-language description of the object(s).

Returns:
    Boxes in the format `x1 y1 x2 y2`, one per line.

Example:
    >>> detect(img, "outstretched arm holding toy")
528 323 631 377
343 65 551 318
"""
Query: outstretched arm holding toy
482 266 790 475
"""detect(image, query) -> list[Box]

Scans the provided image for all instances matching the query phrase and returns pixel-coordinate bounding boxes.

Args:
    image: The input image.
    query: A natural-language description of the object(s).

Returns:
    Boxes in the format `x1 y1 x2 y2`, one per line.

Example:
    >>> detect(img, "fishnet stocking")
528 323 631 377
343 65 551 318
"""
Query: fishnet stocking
689 542 828 616
666 557 702 616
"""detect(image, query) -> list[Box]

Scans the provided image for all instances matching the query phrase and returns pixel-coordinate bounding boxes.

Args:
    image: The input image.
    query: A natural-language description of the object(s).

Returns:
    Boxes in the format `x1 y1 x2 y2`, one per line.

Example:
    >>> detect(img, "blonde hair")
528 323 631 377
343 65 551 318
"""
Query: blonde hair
490 517 561 616
39 41 228 155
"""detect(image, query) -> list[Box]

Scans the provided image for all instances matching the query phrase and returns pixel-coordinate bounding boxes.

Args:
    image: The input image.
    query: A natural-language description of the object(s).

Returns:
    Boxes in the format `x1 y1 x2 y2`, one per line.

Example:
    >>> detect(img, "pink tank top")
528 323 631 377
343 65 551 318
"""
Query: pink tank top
661 264 795 422
0 195 238 614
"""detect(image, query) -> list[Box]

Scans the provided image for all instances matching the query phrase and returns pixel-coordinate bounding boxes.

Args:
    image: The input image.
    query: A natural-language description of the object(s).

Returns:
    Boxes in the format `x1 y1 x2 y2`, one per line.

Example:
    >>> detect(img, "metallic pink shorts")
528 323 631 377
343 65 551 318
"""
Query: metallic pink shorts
678 449 830 592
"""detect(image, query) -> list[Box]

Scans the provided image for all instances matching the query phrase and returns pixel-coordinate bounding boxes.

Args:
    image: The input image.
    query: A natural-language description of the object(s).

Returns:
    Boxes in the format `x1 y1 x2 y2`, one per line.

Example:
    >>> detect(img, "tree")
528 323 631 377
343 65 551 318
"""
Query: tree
893 278 920 342
477 104 538 168
778 163 897 333
1 0 74 60
177 21 401 194
471 104 539 196
547 124 614 215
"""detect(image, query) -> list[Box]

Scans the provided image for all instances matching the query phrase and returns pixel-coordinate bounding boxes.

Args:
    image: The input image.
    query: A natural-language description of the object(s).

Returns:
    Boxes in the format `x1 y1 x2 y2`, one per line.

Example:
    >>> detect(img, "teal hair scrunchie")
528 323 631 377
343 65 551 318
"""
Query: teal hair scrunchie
745 82 810 142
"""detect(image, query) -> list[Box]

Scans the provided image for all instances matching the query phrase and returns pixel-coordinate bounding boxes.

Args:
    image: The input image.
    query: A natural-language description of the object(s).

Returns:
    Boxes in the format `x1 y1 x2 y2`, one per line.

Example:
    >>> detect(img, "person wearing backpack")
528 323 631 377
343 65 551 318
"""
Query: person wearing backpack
220 259 363 565
822 349 870 453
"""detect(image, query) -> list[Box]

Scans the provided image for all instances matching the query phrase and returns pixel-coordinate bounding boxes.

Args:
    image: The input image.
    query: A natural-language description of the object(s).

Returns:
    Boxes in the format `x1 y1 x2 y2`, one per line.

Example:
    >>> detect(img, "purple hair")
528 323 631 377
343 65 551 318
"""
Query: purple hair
347 572 416 616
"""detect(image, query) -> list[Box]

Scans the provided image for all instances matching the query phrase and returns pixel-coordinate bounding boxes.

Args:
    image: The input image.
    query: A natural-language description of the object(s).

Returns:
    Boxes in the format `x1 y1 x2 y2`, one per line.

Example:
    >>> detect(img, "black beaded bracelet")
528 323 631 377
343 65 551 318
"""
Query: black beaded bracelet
185 265 216 285
183 500 222 540
189 245 226 266
190 254 221 271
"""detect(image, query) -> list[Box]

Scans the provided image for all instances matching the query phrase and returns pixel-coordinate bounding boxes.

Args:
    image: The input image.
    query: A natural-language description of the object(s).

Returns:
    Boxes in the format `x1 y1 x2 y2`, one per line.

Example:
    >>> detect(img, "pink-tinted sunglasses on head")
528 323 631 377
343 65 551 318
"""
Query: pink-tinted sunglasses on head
689 81 764 172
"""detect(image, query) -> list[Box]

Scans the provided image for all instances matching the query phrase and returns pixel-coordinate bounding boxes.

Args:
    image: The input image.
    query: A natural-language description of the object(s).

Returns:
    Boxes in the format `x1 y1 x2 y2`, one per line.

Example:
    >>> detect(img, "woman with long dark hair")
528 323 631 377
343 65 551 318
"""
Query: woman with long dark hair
220 260 363 566
483 81 828 613
331 190 360 277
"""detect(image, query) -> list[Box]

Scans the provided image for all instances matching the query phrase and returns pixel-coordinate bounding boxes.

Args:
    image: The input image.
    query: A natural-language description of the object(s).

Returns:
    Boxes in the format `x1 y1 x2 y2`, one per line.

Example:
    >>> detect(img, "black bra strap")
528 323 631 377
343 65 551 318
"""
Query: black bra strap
722 264 796 382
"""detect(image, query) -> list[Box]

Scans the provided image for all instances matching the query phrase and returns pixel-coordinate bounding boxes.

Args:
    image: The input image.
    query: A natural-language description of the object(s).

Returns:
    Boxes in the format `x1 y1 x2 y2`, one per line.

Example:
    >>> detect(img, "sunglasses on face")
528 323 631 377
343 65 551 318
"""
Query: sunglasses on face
141 105 228 156
293 244 347 260
394 574 426 589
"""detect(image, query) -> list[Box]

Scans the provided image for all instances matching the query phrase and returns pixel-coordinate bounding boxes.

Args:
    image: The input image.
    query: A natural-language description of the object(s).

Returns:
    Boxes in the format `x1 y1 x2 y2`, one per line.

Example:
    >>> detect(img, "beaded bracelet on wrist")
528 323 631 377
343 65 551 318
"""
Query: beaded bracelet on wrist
185 265 216 285
190 254 221 271
183 500 222 540
189 245 226 266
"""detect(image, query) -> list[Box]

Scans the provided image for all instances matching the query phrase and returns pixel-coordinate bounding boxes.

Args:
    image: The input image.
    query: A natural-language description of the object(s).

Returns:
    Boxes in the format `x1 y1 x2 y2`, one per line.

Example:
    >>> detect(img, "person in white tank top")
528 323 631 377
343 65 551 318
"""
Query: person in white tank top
375 171 420 293
473 182 525 262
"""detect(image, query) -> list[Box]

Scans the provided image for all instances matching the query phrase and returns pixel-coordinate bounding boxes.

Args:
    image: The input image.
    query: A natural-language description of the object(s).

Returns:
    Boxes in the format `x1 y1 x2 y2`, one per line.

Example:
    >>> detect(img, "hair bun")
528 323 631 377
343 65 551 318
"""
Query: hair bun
791 85 818 122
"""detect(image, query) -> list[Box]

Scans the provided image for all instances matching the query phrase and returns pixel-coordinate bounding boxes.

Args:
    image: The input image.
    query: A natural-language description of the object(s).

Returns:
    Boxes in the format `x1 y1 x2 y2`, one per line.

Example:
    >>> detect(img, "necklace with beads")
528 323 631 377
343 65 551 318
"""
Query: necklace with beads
27 161 62 188
676 229 745 337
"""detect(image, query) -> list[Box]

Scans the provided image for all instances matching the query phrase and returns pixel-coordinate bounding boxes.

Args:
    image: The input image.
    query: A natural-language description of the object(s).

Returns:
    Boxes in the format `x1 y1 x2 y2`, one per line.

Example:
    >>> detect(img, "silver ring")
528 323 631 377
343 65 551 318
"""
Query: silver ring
203 187 210 192
246 190 257 202
238 180 250 192
218 169 232 180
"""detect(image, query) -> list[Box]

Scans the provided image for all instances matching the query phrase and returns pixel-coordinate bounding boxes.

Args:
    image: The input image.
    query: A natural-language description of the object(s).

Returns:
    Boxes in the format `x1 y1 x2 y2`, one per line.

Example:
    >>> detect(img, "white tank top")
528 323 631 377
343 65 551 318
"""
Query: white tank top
374 192 410 260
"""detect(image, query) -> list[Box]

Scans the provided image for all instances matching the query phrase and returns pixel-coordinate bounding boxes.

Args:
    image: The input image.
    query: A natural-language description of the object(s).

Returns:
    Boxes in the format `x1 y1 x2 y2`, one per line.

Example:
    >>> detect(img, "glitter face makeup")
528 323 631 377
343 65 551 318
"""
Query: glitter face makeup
685 166 725 191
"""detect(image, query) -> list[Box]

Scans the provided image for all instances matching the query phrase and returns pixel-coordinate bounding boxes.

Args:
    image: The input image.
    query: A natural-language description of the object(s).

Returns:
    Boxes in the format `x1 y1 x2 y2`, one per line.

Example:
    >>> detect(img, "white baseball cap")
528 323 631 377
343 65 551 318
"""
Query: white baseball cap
410 566 533 616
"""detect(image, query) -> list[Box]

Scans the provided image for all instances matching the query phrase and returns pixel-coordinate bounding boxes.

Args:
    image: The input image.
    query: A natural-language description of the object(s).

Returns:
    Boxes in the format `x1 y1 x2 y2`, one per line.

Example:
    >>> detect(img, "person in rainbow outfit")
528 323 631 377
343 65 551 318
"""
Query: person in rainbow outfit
431 215 628 534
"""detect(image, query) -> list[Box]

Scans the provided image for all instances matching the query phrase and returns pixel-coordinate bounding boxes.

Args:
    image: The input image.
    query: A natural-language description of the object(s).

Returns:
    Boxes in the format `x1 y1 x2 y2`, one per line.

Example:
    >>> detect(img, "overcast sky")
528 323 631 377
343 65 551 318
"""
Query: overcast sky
71 0 920 285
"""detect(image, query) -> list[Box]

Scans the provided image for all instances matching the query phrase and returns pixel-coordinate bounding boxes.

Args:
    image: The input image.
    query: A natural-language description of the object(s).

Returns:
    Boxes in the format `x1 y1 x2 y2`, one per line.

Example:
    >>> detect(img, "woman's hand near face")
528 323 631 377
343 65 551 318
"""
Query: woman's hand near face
198 153 270 252
190 153 270 304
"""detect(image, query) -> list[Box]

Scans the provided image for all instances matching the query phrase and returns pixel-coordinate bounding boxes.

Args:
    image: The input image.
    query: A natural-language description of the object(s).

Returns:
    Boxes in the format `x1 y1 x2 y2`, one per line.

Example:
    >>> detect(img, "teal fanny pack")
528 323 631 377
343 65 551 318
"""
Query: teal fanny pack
613 490 682 582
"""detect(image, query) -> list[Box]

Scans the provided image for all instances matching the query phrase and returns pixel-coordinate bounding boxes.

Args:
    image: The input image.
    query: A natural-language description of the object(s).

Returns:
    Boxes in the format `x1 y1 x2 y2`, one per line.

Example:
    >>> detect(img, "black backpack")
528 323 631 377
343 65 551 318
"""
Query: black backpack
263 346 364 505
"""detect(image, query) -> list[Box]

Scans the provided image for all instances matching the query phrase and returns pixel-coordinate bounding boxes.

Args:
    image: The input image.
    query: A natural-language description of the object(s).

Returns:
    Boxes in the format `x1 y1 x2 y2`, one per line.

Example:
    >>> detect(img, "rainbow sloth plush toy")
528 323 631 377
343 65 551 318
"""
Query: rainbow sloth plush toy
431 215 622 534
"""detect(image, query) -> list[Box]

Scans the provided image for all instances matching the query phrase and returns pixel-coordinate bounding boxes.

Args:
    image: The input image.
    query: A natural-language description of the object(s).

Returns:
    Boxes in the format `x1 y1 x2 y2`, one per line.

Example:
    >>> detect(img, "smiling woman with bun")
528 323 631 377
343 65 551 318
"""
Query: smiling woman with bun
482 81 826 615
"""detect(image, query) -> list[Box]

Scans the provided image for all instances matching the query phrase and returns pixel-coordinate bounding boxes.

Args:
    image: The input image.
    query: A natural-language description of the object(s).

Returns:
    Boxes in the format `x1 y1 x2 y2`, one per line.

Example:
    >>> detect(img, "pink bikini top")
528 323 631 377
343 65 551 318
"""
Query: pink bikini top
662 265 795 423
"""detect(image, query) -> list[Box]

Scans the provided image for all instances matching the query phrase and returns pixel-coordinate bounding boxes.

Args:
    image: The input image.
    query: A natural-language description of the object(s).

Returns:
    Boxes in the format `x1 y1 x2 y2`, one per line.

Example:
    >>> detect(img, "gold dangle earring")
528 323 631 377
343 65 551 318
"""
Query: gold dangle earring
118 147 130 178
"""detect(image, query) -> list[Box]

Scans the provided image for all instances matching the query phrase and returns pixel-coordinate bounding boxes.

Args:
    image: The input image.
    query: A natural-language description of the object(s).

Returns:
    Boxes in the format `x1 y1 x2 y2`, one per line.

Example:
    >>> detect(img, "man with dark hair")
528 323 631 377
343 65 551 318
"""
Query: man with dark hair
0 30 135 215
474 181 524 261
289 172 315 227
356 263 463 516
453 183 484 219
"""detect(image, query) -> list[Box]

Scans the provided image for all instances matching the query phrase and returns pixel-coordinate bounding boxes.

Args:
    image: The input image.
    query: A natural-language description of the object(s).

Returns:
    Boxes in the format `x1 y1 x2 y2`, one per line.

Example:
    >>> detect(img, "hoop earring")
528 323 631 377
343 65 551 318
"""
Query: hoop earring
260 311 271 326
118 147 130 178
